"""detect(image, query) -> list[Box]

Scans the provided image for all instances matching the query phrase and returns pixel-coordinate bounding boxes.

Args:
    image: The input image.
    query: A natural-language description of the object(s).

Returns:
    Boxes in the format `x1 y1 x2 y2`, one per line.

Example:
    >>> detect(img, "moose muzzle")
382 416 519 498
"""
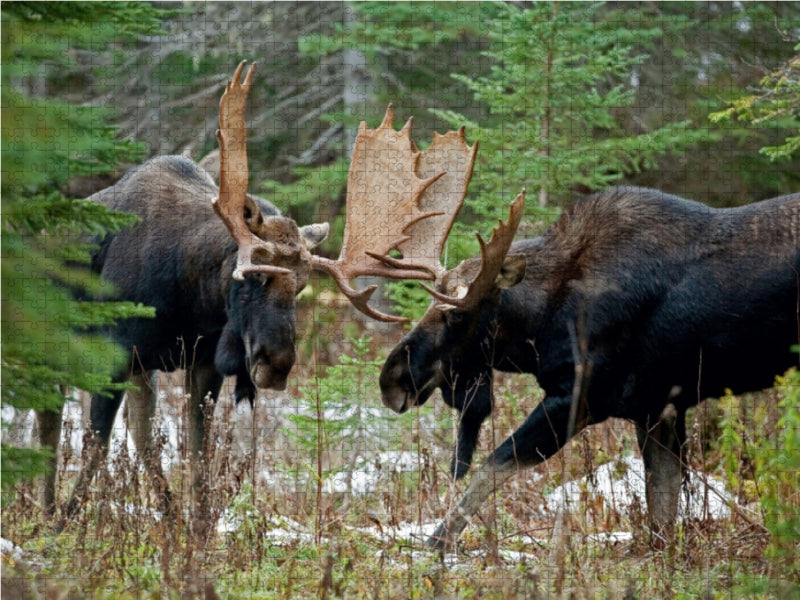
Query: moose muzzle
250 347 294 391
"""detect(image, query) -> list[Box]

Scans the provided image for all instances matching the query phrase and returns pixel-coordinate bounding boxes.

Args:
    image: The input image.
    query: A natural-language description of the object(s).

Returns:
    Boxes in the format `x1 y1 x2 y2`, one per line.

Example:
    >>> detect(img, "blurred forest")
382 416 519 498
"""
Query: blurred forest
40 2 800 214
3 4 800 597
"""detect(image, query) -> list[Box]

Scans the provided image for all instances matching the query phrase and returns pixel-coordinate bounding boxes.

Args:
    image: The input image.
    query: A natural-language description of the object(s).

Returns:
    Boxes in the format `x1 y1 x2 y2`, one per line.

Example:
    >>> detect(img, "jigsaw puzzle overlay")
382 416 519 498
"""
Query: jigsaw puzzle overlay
2 3 799 598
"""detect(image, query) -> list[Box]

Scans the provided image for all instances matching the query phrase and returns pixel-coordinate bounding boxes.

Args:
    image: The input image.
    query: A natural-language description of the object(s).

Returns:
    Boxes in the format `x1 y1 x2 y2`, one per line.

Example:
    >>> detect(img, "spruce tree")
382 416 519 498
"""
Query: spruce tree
710 42 800 161
432 2 710 213
284 2 714 318
1 2 166 494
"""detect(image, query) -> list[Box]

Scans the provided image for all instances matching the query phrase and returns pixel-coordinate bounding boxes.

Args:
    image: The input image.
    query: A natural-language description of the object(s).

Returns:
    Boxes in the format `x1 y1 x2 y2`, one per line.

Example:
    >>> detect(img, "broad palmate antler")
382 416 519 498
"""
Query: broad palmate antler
313 104 525 321
311 105 480 321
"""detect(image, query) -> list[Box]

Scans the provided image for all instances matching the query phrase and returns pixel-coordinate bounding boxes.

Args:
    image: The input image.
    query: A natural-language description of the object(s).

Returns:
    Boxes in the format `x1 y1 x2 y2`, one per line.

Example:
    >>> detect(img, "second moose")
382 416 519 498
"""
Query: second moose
364 108 799 549
47 62 329 525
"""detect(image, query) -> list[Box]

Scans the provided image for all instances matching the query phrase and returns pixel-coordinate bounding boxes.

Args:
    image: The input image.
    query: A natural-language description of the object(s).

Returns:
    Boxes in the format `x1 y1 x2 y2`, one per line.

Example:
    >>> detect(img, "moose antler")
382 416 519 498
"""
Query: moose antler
213 60 291 280
313 104 523 321
372 127 478 278
421 189 526 310
312 105 472 322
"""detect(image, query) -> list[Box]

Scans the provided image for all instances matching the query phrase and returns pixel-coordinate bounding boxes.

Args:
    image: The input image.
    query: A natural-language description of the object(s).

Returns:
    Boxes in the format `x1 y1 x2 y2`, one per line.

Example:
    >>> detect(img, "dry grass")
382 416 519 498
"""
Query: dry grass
2 302 798 599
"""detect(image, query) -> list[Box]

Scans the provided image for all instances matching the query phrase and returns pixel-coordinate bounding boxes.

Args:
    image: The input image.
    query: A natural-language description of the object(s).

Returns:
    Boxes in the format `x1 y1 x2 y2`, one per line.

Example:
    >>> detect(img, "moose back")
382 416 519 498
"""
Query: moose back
379 186 800 549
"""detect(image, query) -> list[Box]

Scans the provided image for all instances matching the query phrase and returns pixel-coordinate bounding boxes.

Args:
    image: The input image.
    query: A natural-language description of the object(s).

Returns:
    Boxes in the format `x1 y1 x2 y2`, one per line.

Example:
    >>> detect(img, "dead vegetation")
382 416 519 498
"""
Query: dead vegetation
2 299 797 599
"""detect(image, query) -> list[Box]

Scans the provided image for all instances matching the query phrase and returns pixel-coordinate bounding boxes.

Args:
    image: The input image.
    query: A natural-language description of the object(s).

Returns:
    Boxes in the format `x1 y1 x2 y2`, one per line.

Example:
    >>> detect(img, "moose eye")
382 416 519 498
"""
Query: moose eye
251 272 270 287
441 307 465 327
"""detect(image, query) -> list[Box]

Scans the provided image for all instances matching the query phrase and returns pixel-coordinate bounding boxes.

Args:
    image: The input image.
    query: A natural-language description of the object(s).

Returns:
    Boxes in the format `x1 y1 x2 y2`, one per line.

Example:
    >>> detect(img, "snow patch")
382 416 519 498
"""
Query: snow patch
545 454 732 520
0 537 24 563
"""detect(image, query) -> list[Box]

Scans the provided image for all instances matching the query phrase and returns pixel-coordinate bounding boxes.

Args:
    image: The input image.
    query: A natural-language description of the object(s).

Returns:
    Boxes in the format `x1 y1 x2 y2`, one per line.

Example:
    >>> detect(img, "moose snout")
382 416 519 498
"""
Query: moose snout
379 352 440 413
381 382 438 414
250 344 295 391
379 360 413 413
381 386 412 413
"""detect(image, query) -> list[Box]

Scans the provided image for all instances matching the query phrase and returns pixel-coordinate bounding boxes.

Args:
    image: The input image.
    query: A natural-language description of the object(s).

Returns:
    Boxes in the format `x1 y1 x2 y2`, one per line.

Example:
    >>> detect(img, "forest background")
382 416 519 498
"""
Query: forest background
2 2 799 598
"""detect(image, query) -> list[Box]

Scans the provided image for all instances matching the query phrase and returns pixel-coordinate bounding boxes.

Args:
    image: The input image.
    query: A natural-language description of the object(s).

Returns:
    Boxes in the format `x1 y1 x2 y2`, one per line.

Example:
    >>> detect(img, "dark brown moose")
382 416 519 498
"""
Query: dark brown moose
371 113 800 549
39 62 330 524
42 66 469 525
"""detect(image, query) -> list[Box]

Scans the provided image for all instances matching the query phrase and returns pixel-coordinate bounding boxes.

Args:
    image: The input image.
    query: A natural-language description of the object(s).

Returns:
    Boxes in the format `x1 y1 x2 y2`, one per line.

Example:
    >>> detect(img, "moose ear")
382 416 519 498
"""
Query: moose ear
243 195 265 231
300 222 330 249
495 253 526 290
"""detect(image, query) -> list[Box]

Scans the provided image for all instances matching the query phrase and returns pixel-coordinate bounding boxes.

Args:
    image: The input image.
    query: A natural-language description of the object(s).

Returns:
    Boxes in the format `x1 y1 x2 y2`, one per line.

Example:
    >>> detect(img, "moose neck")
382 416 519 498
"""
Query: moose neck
182 215 243 316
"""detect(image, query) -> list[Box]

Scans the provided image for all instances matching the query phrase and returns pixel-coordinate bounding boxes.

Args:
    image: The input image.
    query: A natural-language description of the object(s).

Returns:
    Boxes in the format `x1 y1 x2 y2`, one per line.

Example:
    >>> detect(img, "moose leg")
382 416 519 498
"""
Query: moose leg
125 371 173 516
451 411 487 480
450 381 493 480
636 403 685 540
36 407 63 517
185 363 223 528
62 388 126 523
428 395 578 550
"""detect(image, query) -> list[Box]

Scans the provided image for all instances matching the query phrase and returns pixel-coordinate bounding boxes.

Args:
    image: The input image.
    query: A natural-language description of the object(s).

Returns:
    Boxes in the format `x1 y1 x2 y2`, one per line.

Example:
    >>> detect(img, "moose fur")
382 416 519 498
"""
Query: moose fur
380 186 800 548
39 155 327 522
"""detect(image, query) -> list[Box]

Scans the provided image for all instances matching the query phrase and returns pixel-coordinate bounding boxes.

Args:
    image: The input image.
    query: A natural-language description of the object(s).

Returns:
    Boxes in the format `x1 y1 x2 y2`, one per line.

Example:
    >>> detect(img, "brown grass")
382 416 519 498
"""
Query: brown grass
2 301 796 598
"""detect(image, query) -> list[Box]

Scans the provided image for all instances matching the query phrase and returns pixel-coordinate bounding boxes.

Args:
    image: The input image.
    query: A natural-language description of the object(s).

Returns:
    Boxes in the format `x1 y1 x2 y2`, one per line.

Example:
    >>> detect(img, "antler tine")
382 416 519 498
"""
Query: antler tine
421 189 526 308
213 60 291 280
395 127 478 277
380 103 397 129
311 104 448 322
312 256 408 323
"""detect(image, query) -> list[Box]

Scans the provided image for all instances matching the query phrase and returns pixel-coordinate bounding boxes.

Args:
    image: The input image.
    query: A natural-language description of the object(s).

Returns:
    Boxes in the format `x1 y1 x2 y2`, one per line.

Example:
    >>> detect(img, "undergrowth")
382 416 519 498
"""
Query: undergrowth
2 319 798 599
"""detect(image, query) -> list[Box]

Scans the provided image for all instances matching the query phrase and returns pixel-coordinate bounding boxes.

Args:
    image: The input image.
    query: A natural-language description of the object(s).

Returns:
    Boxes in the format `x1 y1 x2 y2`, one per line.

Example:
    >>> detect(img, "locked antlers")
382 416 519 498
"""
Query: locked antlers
312 104 525 321
422 189 526 310
211 64 523 319
213 61 291 280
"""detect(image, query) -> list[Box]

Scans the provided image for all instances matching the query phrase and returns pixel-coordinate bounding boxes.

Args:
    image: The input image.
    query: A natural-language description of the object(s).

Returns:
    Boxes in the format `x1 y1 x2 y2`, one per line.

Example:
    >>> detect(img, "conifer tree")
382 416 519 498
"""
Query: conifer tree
710 42 800 161
284 2 714 318
1 2 166 492
283 2 717 233
432 2 710 212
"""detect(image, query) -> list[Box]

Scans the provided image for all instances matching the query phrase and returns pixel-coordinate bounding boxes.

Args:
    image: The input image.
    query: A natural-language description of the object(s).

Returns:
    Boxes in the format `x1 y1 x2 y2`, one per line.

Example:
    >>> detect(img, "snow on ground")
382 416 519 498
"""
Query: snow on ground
216 509 315 544
2 391 185 475
4 398 735 561
544 454 732 520
0 537 24 563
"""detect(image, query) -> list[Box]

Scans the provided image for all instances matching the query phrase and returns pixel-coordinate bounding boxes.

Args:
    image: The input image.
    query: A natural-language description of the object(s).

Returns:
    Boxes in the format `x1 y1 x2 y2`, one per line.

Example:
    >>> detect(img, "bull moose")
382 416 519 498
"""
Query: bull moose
351 109 799 549
40 66 482 523
40 62 332 523
42 65 476 525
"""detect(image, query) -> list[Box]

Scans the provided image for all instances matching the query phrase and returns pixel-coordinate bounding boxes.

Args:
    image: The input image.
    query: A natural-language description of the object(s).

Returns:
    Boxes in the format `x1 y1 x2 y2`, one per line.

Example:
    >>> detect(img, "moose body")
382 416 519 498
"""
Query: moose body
36 63 334 524
91 156 284 384
380 186 800 548
38 153 326 522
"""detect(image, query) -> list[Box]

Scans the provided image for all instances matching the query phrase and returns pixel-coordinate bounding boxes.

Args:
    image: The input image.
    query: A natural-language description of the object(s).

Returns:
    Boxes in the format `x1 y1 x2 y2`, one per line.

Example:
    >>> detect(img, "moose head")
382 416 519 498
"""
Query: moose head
211 61 328 391
311 105 526 477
